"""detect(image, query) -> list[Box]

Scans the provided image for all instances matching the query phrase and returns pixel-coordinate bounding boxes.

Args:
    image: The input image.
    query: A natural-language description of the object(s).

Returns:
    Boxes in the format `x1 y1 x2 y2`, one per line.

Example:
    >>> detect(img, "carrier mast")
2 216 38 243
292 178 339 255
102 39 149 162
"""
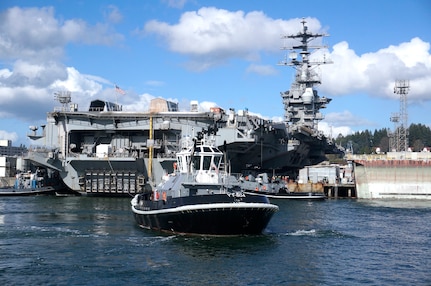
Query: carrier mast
278 18 332 133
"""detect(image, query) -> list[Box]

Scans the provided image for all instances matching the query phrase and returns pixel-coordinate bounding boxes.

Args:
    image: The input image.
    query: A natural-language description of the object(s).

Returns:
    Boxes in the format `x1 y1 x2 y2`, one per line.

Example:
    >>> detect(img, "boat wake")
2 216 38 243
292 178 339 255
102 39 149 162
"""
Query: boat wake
133 235 177 247
286 229 317 236
26 225 82 236
283 229 352 238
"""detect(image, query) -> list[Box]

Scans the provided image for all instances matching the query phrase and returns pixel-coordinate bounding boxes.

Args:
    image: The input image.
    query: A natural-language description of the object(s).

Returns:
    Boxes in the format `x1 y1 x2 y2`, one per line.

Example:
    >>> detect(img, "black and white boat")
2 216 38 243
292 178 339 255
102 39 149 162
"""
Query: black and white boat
131 130 279 236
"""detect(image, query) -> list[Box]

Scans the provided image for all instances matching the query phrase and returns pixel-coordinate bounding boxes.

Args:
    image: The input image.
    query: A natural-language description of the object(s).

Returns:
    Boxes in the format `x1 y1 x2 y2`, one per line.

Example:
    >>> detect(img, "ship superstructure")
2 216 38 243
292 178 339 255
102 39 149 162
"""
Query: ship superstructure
26 19 340 196
279 19 332 139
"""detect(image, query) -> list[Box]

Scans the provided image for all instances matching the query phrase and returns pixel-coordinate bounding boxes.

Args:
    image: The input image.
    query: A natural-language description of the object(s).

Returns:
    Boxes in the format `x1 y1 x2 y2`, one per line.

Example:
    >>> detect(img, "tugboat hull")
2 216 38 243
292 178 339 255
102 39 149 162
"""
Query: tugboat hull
131 194 278 236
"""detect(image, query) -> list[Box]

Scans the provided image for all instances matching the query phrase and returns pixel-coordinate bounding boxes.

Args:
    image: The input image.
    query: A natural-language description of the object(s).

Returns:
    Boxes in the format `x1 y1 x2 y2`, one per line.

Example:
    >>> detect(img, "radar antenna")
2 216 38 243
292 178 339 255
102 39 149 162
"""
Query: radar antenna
54 91 72 111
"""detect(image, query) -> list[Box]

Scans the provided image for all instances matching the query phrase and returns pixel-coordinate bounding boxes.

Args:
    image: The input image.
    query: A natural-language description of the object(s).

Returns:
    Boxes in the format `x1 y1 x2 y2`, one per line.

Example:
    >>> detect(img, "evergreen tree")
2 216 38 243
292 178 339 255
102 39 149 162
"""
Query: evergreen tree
335 123 431 154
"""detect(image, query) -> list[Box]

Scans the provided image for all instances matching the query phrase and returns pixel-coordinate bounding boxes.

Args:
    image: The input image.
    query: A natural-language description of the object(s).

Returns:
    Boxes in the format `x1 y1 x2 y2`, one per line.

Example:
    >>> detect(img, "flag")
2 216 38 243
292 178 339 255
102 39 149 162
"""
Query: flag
115 85 126 95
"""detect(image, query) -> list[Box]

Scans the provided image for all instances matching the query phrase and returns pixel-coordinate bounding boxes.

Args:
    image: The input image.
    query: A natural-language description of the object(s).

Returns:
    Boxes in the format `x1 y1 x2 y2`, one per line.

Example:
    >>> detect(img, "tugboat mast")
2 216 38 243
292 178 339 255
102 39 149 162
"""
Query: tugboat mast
279 18 332 133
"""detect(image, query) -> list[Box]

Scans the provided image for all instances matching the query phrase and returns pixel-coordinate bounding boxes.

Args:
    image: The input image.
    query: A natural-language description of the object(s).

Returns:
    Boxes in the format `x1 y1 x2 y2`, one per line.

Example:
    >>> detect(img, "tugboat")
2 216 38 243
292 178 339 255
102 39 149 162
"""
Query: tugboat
131 129 279 236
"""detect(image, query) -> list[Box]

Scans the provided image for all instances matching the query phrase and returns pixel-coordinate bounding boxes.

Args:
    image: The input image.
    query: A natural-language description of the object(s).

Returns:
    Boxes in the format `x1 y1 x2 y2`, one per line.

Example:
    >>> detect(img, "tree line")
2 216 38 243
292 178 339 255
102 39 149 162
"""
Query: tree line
334 123 431 154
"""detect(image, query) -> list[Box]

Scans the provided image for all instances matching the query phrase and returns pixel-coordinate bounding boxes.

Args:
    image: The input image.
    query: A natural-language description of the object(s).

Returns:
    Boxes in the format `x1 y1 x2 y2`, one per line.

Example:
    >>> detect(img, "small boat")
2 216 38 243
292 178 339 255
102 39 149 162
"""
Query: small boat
131 130 279 236
244 190 327 200
0 186 59 196
241 173 326 200
0 170 65 196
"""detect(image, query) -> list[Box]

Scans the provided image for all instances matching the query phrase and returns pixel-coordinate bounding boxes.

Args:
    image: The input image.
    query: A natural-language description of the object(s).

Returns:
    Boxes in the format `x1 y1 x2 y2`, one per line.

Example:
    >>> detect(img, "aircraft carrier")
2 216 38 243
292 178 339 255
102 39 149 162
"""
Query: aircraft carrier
26 19 341 196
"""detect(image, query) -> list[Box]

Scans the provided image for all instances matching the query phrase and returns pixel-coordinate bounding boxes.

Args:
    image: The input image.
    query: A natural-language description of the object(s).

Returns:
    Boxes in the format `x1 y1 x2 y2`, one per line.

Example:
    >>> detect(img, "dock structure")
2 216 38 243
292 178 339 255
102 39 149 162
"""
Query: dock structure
296 163 356 198
324 182 356 198
349 152 431 199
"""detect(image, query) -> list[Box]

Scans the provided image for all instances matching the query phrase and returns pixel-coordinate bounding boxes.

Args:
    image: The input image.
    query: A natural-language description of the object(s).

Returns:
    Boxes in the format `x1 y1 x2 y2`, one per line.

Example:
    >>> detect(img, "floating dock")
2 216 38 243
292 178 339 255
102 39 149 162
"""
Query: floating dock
350 152 431 199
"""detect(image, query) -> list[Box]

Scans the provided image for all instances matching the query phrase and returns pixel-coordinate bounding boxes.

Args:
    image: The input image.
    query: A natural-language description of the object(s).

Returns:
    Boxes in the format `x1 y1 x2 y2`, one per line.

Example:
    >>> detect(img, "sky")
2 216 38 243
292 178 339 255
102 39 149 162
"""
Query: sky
1 0 431 147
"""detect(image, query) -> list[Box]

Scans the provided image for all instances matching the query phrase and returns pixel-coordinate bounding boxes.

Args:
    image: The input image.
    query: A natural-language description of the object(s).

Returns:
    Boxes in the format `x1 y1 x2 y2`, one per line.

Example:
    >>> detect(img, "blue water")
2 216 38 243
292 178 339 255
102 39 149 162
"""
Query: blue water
0 196 430 285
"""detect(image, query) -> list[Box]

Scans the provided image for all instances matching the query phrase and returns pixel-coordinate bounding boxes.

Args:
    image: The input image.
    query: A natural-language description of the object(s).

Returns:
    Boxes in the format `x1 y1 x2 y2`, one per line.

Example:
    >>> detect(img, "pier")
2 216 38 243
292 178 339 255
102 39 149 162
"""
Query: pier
296 163 356 198
325 182 356 198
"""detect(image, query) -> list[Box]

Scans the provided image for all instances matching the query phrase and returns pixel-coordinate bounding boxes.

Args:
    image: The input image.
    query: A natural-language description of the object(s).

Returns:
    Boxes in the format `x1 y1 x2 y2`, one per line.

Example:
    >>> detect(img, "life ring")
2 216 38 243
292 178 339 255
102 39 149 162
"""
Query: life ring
173 162 177 171
162 191 167 201
154 191 160 200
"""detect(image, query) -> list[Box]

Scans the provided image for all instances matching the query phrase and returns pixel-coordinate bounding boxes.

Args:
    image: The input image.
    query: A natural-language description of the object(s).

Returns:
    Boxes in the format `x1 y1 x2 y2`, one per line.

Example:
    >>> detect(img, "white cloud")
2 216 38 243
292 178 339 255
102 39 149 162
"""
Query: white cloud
0 7 123 62
123 93 155 112
198 101 218 112
324 110 373 128
0 130 18 142
318 122 353 138
50 67 104 97
318 110 378 138
0 6 124 125
8 60 67 88
382 37 431 68
162 0 188 9
0 68 13 78
0 7 64 61
321 38 431 102
141 6 431 103
143 8 322 70
0 85 56 121
105 5 123 24
246 64 277 76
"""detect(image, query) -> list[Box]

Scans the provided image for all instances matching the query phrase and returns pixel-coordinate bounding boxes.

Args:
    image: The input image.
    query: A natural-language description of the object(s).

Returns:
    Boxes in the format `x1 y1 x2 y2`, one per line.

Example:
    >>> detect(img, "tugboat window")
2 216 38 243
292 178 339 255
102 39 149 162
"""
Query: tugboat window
203 156 212 170
203 147 211 152
214 156 221 168
192 156 200 171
